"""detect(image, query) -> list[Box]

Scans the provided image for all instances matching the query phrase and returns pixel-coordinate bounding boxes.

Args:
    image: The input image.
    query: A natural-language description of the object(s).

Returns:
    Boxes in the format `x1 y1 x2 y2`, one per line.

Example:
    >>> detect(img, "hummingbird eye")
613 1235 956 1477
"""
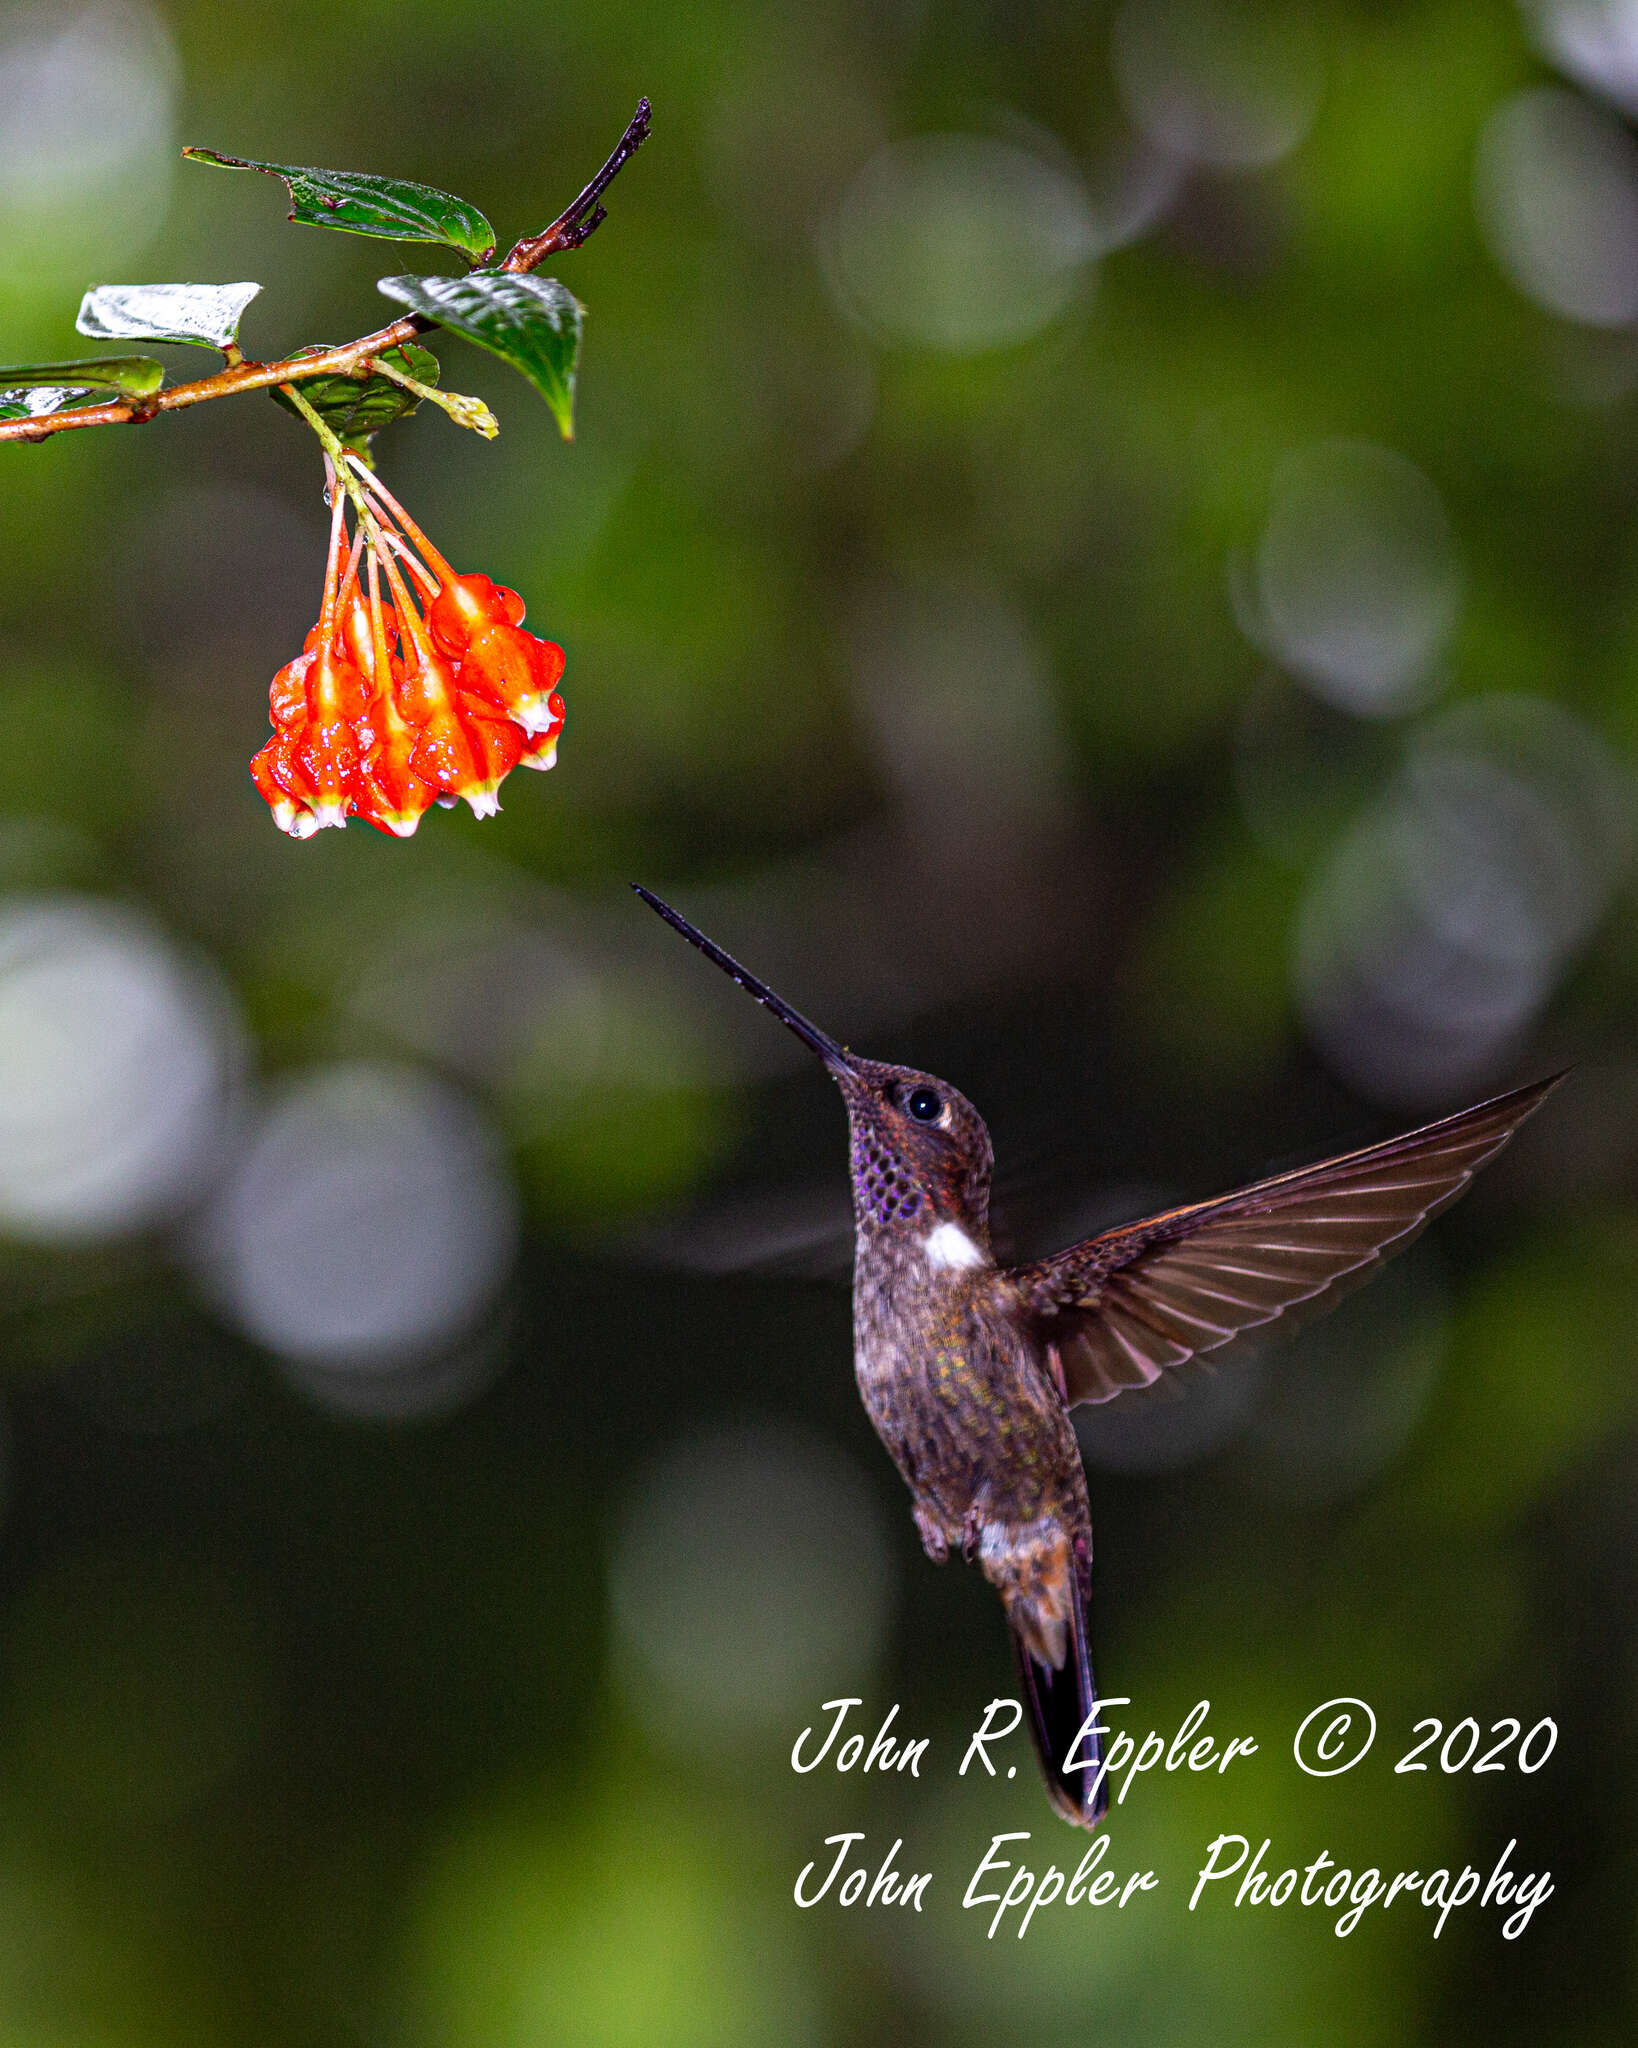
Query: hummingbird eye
906 1086 943 1123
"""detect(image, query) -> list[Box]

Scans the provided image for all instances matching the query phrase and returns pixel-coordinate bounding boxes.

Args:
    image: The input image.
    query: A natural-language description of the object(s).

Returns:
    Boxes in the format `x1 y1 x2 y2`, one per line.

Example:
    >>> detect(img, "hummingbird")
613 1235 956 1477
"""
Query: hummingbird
634 884 1560 1830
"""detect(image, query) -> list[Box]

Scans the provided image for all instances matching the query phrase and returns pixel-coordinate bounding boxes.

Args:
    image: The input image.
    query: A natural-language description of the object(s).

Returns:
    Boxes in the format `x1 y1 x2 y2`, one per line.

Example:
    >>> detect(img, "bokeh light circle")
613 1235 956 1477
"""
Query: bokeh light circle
1476 85 1638 325
1112 0 1324 171
0 2 178 287
610 1419 896 1747
0 894 239 1242
1295 696 1632 1103
1523 0 1638 120
1251 441 1460 717
201 1061 518 1378
828 133 1097 353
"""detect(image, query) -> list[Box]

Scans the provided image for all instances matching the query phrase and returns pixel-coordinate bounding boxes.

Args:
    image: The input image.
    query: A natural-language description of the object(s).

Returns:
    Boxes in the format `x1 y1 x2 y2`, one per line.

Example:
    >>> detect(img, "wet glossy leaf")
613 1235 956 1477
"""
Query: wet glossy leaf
0 387 104 424
183 150 494 261
0 356 164 403
270 342 441 450
376 273 583 438
77 282 263 350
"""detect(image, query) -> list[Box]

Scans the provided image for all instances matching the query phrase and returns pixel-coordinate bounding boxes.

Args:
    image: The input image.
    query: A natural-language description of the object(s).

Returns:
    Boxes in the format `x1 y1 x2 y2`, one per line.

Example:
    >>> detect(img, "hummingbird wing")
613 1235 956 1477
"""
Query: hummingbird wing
1008 1075 1563 1407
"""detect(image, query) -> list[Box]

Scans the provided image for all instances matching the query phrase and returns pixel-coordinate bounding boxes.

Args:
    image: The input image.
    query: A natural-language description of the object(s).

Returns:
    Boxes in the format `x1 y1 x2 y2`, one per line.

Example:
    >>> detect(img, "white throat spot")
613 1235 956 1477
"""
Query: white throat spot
923 1221 984 1271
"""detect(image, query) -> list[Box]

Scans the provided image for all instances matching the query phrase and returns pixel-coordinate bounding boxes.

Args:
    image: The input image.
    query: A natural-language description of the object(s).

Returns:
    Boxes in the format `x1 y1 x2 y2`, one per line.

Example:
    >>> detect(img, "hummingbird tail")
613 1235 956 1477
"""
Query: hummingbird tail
1010 1548 1106 1831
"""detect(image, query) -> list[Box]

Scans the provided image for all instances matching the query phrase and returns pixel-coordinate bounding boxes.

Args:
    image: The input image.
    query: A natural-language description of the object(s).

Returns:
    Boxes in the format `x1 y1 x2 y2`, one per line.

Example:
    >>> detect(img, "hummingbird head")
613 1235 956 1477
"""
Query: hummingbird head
633 886 994 1246
832 1056 993 1242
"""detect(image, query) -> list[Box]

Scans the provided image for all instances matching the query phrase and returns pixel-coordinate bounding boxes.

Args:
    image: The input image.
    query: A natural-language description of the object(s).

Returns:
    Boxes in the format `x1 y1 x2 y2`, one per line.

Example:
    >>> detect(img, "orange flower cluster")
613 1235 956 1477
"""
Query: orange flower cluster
250 459 565 838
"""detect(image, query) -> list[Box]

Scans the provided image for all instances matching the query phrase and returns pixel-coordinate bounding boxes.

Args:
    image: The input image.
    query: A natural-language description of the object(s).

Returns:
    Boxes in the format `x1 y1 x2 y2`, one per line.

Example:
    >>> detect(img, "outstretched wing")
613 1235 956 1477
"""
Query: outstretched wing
1008 1076 1563 1407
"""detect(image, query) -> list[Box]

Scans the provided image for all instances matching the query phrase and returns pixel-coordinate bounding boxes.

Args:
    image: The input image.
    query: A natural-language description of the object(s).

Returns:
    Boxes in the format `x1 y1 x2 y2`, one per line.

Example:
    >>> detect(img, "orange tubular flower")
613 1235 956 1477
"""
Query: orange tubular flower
349 552 439 838
249 455 567 839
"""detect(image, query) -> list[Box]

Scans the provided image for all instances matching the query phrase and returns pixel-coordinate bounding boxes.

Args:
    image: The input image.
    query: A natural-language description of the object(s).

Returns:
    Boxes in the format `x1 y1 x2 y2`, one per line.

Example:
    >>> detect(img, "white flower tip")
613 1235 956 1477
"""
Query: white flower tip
520 744 557 772
465 788 502 819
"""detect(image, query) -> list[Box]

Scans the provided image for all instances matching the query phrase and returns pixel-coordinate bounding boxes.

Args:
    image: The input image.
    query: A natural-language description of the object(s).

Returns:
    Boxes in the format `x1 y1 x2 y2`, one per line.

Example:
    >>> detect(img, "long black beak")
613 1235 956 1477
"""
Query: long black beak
633 885 857 1077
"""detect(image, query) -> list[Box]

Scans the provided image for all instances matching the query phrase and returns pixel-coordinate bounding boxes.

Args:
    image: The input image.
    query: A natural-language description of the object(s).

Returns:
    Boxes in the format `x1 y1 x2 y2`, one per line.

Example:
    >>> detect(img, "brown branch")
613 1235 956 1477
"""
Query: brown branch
0 314 428 445
0 98 652 449
501 96 651 271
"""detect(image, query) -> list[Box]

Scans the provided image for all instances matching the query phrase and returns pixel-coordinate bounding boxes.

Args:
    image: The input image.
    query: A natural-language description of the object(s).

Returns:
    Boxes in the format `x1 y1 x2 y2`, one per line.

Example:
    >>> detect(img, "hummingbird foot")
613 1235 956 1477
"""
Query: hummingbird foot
913 1502 950 1564
960 1502 985 1565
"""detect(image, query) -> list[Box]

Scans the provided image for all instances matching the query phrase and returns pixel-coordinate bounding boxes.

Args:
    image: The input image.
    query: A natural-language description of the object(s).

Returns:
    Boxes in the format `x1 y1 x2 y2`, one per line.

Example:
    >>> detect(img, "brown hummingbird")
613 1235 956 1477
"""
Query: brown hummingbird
634 884 1561 1829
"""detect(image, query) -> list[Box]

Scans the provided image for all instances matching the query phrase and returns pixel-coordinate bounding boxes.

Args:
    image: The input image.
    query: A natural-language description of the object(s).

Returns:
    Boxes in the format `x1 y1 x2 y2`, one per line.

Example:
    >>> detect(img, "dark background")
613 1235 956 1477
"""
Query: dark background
0 1 1634 2041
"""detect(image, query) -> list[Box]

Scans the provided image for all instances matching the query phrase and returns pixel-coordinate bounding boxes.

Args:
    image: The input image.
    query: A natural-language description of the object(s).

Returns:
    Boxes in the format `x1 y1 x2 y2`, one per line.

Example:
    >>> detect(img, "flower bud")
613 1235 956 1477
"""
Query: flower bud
460 624 566 734
250 733 319 837
269 653 315 729
428 571 526 656
392 640 461 727
516 691 566 770
353 718 438 837
293 717 361 828
451 692 526 816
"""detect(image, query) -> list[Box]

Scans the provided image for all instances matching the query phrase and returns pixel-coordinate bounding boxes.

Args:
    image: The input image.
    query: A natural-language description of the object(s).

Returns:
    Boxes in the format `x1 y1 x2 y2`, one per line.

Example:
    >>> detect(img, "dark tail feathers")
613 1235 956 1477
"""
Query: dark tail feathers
1011 1567 1106 1829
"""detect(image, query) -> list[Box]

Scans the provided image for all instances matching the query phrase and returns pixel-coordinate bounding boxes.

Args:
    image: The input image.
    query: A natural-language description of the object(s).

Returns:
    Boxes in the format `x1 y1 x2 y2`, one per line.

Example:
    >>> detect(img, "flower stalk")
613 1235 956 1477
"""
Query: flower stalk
367 355 498 438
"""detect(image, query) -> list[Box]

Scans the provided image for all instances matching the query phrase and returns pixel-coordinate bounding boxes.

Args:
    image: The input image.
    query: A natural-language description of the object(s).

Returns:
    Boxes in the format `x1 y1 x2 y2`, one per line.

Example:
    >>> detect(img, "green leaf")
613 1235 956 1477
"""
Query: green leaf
77 281 262 350
184 149 495 261
376 273 583 438
270 342 441 450
0 356 164 400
